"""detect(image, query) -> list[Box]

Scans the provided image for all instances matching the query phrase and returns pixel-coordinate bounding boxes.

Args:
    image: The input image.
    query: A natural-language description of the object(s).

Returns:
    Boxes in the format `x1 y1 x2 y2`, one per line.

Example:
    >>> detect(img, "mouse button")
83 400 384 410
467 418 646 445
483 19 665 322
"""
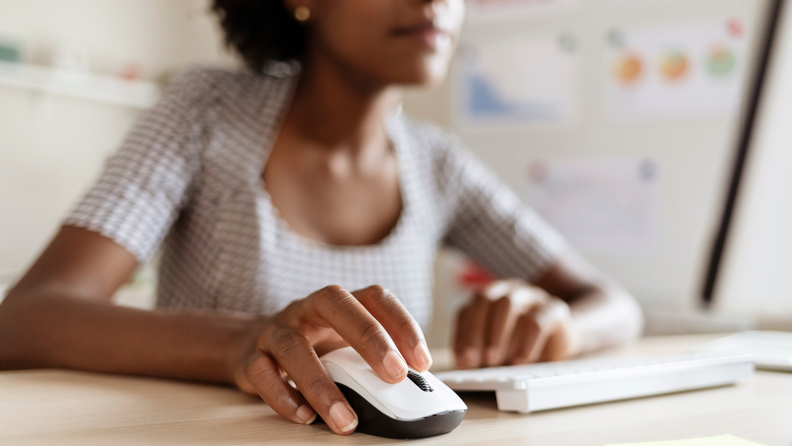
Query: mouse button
319 346 366 368
374 378 448 421
353 368 394 393
422 372 468 412
320 348 377 380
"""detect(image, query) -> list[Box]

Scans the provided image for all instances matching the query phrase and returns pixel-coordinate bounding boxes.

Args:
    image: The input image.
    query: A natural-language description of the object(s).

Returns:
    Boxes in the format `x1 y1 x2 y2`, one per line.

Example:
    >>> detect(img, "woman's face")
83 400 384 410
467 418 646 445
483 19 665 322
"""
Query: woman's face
296 0 466 86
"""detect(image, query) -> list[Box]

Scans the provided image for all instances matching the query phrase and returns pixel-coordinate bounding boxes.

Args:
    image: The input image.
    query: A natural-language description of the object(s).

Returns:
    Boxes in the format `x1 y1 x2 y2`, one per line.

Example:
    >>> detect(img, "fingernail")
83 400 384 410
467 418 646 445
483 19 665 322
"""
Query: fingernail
383 350 407 380
329 402 358 433
414 343 433 369
486 347 499 365
296 405 316 425
464 347 480 368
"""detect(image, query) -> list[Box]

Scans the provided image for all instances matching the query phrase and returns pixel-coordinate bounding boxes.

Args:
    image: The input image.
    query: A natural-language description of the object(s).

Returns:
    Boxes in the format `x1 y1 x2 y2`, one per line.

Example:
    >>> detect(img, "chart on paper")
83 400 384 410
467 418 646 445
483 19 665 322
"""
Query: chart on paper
458 32 579 127
606 19 749 120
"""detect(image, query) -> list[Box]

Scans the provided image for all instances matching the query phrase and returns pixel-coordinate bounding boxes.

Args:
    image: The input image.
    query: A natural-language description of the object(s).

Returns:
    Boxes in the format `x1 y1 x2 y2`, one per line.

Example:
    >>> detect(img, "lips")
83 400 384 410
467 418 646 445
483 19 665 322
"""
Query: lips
392 19 452 51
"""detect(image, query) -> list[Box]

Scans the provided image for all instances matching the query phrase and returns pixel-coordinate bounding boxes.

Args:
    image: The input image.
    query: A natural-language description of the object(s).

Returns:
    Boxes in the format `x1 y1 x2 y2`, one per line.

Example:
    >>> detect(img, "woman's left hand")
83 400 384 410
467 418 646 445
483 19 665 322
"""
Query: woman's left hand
453 279 583 368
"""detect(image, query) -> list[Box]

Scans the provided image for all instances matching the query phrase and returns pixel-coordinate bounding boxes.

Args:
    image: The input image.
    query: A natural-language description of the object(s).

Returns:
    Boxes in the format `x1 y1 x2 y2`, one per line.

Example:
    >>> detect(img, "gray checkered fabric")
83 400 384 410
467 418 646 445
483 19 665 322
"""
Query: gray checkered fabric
64 67 566 327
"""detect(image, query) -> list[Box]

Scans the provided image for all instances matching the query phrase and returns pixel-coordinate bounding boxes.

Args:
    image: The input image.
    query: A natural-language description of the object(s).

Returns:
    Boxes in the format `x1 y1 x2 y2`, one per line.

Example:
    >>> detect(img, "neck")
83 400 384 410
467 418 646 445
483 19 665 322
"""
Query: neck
285 48 400 154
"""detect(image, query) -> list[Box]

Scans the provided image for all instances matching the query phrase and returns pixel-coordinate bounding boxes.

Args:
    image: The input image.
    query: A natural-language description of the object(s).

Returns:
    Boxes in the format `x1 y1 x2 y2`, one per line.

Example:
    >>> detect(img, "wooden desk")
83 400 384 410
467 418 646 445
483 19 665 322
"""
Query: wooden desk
1 334 790 446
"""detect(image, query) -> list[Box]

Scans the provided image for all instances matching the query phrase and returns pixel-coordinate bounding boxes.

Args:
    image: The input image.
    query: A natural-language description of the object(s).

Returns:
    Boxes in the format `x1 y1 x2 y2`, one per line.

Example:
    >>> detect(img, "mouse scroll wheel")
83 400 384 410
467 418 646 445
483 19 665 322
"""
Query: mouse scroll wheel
407 371 433 392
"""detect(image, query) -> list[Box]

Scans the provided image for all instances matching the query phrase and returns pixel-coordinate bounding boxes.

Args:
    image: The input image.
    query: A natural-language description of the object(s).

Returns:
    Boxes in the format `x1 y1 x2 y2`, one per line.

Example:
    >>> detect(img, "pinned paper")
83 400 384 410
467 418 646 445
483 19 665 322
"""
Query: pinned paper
528 158 659 255
604 434 766 446
459 32 579 127
606 19 749 120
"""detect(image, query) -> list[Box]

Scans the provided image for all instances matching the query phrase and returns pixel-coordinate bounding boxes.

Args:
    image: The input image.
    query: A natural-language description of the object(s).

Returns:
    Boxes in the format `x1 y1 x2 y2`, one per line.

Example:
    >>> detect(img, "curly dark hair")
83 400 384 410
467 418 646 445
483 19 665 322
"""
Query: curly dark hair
212 0 306 72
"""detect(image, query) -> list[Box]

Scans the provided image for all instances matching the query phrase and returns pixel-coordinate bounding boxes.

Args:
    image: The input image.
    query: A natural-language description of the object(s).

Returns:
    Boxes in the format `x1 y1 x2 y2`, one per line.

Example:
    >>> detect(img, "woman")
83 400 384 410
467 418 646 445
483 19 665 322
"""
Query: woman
0 0 642 436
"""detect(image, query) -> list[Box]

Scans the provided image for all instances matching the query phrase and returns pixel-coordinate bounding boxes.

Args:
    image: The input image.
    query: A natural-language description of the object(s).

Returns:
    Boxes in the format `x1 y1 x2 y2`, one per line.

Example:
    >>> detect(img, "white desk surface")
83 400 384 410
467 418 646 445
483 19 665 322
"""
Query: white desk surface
1 334 790 446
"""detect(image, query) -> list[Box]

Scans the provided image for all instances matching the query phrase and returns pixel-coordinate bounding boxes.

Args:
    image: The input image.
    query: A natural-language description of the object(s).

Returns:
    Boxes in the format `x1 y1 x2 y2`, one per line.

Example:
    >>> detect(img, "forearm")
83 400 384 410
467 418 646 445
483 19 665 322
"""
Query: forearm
567 282 644 353
0 290 257 384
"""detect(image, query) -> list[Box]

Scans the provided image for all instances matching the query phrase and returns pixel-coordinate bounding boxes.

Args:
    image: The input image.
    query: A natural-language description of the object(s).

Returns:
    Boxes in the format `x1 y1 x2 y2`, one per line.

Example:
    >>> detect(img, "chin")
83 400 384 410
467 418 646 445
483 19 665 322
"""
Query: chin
384 57 452 87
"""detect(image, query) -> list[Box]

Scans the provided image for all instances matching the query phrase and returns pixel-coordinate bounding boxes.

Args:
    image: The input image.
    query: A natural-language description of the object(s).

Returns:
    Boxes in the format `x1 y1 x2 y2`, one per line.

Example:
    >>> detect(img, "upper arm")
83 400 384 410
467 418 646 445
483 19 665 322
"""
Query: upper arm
7 69 213 303
438 141 568 284
62 68 209 264
433 138 609 302
8 225 138 302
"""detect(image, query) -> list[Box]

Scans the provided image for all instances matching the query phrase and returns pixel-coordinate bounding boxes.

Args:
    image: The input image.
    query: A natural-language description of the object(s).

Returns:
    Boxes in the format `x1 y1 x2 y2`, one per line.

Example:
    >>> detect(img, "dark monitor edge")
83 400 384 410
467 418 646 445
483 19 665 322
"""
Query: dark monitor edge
700 0 787 307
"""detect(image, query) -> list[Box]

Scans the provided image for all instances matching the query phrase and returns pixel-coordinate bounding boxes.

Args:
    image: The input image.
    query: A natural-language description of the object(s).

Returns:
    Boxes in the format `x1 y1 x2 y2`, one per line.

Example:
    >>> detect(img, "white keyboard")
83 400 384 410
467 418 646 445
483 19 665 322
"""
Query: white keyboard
695 331 792 371
434 353 754 413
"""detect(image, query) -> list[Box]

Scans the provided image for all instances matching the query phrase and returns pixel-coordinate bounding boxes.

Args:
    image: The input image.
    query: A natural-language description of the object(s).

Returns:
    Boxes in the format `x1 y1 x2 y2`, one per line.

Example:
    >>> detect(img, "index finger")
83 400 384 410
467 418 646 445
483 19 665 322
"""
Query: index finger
286 285 409 384
352 285 432 372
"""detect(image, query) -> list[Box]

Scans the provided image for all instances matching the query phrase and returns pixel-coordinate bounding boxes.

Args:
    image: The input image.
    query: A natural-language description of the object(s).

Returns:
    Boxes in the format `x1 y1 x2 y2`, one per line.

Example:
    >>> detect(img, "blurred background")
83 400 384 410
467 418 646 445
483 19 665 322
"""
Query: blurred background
1 0 790 346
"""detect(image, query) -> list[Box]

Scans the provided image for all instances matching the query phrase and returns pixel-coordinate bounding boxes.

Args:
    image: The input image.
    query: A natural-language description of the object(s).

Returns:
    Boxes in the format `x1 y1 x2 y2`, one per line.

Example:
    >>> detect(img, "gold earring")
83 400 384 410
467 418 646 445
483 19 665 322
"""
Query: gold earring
294 6 310 22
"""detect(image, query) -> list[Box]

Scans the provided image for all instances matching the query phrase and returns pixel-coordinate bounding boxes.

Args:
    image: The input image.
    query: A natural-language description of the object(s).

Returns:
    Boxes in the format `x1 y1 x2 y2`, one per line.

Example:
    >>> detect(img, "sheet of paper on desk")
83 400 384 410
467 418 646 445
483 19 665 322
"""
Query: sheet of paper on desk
604 434 765 446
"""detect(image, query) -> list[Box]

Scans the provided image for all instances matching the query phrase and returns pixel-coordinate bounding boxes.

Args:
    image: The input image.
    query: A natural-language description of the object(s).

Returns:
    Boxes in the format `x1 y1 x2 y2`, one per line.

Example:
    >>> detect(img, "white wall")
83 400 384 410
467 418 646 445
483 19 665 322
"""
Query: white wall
0 0 229 79
0 0 232 279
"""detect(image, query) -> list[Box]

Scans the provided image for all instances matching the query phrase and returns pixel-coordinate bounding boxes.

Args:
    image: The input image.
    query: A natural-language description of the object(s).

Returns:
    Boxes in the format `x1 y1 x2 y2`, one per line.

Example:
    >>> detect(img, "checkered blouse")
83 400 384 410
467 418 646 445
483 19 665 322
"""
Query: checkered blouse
64 67 566 327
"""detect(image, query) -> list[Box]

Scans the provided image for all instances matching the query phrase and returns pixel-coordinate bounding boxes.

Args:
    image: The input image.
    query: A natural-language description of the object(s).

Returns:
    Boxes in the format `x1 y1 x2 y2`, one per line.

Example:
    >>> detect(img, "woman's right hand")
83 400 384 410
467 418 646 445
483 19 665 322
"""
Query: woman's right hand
230 285 433 435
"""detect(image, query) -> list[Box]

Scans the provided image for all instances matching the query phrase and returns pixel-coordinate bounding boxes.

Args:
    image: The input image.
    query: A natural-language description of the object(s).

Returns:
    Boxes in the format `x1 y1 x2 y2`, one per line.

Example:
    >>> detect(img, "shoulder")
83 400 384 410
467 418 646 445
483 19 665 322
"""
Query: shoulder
392 115 501 216
394 115 458 149
394 115 485 183
393 115 469 167
160 65 294 115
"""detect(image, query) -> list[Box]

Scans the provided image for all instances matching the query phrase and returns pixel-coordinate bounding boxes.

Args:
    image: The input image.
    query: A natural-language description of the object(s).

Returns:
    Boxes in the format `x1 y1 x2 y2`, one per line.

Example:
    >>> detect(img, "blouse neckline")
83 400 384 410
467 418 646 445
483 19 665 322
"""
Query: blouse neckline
250 75 415 253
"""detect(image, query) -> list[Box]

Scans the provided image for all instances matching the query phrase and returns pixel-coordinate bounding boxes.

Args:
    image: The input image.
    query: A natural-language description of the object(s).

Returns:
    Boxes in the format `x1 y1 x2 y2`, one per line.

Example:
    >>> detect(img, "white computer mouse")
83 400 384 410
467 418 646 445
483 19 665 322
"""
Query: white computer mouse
319 347 467 439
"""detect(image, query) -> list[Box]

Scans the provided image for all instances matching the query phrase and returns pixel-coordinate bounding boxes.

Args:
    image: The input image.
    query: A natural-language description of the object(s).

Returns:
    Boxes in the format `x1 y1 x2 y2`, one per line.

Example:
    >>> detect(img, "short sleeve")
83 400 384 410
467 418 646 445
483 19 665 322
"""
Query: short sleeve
63 69 210 264
439 142 568 282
